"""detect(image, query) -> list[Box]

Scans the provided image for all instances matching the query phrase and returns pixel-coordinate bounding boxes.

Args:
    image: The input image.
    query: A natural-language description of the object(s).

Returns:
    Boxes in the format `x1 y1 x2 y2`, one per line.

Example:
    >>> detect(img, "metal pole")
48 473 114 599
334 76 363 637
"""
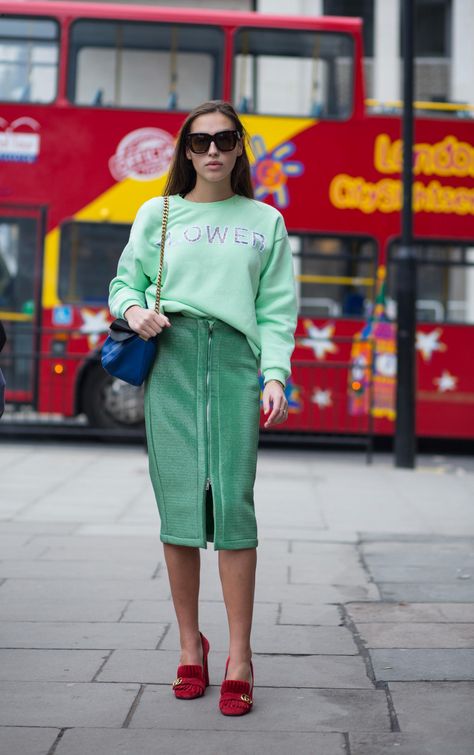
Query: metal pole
394 0 417 468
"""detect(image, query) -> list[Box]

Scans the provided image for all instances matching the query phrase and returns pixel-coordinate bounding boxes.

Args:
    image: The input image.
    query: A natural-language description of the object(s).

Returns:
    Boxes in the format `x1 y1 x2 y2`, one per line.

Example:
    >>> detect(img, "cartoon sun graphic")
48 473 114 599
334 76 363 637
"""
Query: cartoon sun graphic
251 135 304 209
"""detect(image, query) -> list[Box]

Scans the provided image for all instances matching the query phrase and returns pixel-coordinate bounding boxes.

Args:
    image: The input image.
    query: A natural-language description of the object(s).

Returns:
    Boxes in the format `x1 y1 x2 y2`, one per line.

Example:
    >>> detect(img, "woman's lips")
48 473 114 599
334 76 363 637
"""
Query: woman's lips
206 161 223 167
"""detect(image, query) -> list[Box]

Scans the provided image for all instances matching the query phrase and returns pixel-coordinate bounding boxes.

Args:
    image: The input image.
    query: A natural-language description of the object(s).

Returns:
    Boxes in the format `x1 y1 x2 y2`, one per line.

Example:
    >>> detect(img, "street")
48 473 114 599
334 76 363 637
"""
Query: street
0 442 473 754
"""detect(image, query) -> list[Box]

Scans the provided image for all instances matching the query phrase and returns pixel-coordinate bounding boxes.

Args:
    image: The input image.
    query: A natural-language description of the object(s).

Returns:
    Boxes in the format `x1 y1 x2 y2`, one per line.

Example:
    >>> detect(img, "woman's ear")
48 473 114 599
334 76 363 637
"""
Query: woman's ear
185 147 192 160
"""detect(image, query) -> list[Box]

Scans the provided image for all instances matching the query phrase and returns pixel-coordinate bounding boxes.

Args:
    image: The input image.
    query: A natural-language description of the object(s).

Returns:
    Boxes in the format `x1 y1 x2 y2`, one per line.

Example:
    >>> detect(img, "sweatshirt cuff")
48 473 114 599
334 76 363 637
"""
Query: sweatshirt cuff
113 296 147 320
263 369 287 388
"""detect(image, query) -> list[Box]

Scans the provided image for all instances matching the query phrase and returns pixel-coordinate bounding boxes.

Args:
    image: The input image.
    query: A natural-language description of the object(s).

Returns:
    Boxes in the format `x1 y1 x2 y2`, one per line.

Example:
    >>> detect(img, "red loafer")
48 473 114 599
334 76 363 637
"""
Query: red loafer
172 632 210 700
219 657 254 716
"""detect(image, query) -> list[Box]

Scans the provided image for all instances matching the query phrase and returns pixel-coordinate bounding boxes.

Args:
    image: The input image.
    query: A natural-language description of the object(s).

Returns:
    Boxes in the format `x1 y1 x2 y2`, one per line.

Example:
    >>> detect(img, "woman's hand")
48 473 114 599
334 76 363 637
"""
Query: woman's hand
262 380 288 428
124 306 171 340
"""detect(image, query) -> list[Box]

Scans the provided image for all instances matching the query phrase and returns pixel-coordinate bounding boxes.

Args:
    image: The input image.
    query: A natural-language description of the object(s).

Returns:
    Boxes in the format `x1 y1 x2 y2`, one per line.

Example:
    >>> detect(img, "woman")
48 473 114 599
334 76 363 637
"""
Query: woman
109 100 297 716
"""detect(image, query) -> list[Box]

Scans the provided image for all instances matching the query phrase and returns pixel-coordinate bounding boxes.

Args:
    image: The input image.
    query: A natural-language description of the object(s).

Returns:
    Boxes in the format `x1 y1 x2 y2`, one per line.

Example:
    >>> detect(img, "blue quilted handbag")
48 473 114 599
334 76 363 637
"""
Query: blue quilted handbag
101 196 169 387
101 320 158 386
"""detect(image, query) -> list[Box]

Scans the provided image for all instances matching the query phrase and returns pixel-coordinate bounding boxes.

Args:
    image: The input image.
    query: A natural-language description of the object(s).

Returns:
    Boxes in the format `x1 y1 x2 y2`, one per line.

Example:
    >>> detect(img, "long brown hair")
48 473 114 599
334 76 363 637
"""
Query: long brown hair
163 101 254 198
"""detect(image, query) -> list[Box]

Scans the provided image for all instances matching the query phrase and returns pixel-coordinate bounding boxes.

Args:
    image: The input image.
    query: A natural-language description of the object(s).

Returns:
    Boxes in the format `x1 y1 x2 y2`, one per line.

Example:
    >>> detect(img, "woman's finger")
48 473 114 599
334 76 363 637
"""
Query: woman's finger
264 396 283 427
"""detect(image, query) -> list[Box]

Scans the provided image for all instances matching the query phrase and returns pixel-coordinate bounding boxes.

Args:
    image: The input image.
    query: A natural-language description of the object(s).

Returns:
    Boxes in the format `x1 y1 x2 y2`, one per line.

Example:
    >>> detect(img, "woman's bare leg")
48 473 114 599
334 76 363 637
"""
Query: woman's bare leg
163 543 203 665
218 548 257 682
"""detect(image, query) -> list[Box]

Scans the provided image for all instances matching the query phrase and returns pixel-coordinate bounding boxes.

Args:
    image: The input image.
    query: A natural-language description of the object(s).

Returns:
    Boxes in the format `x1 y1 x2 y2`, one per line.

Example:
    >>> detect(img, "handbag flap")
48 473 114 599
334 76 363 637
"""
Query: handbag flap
108 318 137 342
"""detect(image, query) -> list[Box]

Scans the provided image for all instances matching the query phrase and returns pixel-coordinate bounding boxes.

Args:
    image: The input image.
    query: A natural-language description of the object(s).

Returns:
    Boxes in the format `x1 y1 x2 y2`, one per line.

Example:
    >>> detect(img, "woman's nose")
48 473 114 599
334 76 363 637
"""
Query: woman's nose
208 140 219 155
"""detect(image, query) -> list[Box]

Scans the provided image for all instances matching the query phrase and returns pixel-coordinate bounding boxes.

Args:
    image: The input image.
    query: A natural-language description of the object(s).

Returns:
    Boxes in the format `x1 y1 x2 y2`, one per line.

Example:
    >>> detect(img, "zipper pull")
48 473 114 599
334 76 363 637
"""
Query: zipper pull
205 479 211 491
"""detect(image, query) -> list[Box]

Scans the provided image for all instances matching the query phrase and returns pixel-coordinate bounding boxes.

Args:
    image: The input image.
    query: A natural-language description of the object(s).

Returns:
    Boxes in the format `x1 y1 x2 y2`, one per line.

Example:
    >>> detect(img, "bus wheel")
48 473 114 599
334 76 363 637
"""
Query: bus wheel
82 365 145 429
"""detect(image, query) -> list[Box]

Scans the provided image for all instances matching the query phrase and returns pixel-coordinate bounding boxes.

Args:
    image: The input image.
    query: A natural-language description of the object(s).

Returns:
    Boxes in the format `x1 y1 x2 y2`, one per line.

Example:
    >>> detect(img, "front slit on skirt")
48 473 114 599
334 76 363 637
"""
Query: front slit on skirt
144 313 260 550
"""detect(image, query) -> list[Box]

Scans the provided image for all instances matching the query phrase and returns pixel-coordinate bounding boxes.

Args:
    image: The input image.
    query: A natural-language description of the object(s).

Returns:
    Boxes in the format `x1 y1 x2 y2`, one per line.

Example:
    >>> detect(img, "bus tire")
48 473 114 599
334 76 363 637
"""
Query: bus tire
81 364 145 430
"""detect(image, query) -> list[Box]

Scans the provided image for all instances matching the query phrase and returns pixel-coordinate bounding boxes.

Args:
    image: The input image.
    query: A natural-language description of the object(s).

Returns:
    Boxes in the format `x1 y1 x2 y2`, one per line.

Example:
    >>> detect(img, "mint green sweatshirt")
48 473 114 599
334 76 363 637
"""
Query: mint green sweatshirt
109 194 297 386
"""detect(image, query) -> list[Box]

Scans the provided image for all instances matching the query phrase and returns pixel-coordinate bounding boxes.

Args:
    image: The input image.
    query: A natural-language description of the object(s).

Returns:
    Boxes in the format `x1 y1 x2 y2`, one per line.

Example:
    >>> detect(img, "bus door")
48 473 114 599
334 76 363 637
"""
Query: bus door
0 205 45 405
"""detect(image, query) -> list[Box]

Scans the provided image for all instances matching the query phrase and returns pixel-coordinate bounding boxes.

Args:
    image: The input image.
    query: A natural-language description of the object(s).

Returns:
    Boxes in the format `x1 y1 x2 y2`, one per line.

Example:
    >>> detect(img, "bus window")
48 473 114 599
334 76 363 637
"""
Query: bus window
0 17 59 103
388 242 474 325
59 222 131 305
291 235 376 318
0 218 36 312
68 20 224 110
233 28 353 118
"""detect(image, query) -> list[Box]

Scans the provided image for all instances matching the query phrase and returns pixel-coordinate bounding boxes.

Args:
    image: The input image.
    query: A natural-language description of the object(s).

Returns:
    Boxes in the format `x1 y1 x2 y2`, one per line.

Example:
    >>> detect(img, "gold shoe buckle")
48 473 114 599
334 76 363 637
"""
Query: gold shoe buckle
241 693 252 704
172 677 182 688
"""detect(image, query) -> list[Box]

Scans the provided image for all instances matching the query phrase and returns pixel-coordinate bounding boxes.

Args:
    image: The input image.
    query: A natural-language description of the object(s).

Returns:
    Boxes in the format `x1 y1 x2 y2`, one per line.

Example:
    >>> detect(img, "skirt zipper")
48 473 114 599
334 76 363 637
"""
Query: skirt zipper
205 321 214 491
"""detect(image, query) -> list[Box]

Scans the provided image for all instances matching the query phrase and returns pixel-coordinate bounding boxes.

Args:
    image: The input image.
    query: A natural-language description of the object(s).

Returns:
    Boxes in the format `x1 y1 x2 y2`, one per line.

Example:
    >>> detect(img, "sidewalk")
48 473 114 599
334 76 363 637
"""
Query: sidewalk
0 441 473 755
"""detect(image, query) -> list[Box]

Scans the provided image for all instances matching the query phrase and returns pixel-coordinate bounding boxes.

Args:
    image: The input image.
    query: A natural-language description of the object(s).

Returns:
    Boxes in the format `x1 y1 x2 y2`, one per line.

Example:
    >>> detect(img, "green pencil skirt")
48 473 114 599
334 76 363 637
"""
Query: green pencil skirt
144 313 260 550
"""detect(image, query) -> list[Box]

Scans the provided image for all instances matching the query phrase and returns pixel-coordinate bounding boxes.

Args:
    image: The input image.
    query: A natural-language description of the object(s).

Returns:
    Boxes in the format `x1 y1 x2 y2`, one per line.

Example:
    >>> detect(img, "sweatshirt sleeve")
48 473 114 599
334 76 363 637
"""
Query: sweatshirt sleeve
255 228 298 387
108 204 153 319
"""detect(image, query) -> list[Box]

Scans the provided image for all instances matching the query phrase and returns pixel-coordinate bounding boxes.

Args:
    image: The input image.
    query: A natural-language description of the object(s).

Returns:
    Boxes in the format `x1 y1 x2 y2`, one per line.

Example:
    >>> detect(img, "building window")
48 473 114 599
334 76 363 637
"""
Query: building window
402 0 451 57
323 0 374 56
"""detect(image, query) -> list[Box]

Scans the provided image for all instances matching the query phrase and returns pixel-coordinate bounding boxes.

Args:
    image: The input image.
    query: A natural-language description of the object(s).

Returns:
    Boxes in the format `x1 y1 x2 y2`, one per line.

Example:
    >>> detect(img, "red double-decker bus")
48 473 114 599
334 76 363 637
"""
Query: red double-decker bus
1 1 473 438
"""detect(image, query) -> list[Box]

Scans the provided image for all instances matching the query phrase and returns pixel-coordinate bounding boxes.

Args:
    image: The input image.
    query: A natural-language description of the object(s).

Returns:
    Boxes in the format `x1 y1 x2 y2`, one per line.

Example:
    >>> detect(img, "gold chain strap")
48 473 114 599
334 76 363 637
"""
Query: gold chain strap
154 195 170 315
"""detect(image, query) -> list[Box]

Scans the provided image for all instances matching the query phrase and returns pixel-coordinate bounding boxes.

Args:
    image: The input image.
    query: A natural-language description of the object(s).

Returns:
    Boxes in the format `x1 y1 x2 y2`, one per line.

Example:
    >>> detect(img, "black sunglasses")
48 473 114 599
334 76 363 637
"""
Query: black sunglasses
185 130 241 154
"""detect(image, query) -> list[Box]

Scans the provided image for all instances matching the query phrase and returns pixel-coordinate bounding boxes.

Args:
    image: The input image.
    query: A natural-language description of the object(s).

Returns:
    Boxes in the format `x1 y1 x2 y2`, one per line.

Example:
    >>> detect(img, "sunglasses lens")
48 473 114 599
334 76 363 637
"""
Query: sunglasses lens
188 134 211 153
214 131 238 151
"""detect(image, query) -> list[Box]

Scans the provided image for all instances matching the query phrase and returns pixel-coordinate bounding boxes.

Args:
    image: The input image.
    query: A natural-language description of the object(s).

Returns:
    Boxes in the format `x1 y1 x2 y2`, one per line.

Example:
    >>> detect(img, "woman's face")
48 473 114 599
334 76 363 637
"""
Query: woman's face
185 112 243 188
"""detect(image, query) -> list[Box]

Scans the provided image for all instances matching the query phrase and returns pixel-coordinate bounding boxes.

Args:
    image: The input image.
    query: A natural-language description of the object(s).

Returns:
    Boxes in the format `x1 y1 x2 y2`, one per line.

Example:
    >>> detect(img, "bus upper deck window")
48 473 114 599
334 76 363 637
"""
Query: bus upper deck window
0 17 59 103
232 28 354 119
68 20 224 110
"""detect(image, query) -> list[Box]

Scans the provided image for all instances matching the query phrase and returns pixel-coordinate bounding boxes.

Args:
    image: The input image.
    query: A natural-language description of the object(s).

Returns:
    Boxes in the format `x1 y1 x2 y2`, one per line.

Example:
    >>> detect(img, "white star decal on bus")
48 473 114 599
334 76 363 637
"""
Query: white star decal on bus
434 370 458 393
80 308 110 347
300 320 338 359
311 388 332 408
416 328 447 362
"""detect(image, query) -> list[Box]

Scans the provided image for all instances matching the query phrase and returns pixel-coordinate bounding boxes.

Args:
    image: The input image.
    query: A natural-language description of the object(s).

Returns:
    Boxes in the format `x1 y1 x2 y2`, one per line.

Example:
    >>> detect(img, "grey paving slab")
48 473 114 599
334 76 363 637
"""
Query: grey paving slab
14 505 133 523
0 576 170 601
388 681 474 736
0 621 167 649
349 732 474 755
55 728 345 755
347 601 474 623
358 622 474 648
274 529 358 543
161 623 357 655
377 581 474 602
21 535 161 562
291 541 363 556
0 521 78 534
254 477 326 529
0 620 168 650
278 602 343 626
289 555 372 587
0 649 109 682
0 595 128 622
130 684 390 732
366 565 474 582
0 681 139 727
121 598 278 624
253 580 379 604
370 648 474 681
75 524 158 536
0 726 59 755
363 538 474 561
0 537 49 559
0 558 158 580
97 648 372 688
